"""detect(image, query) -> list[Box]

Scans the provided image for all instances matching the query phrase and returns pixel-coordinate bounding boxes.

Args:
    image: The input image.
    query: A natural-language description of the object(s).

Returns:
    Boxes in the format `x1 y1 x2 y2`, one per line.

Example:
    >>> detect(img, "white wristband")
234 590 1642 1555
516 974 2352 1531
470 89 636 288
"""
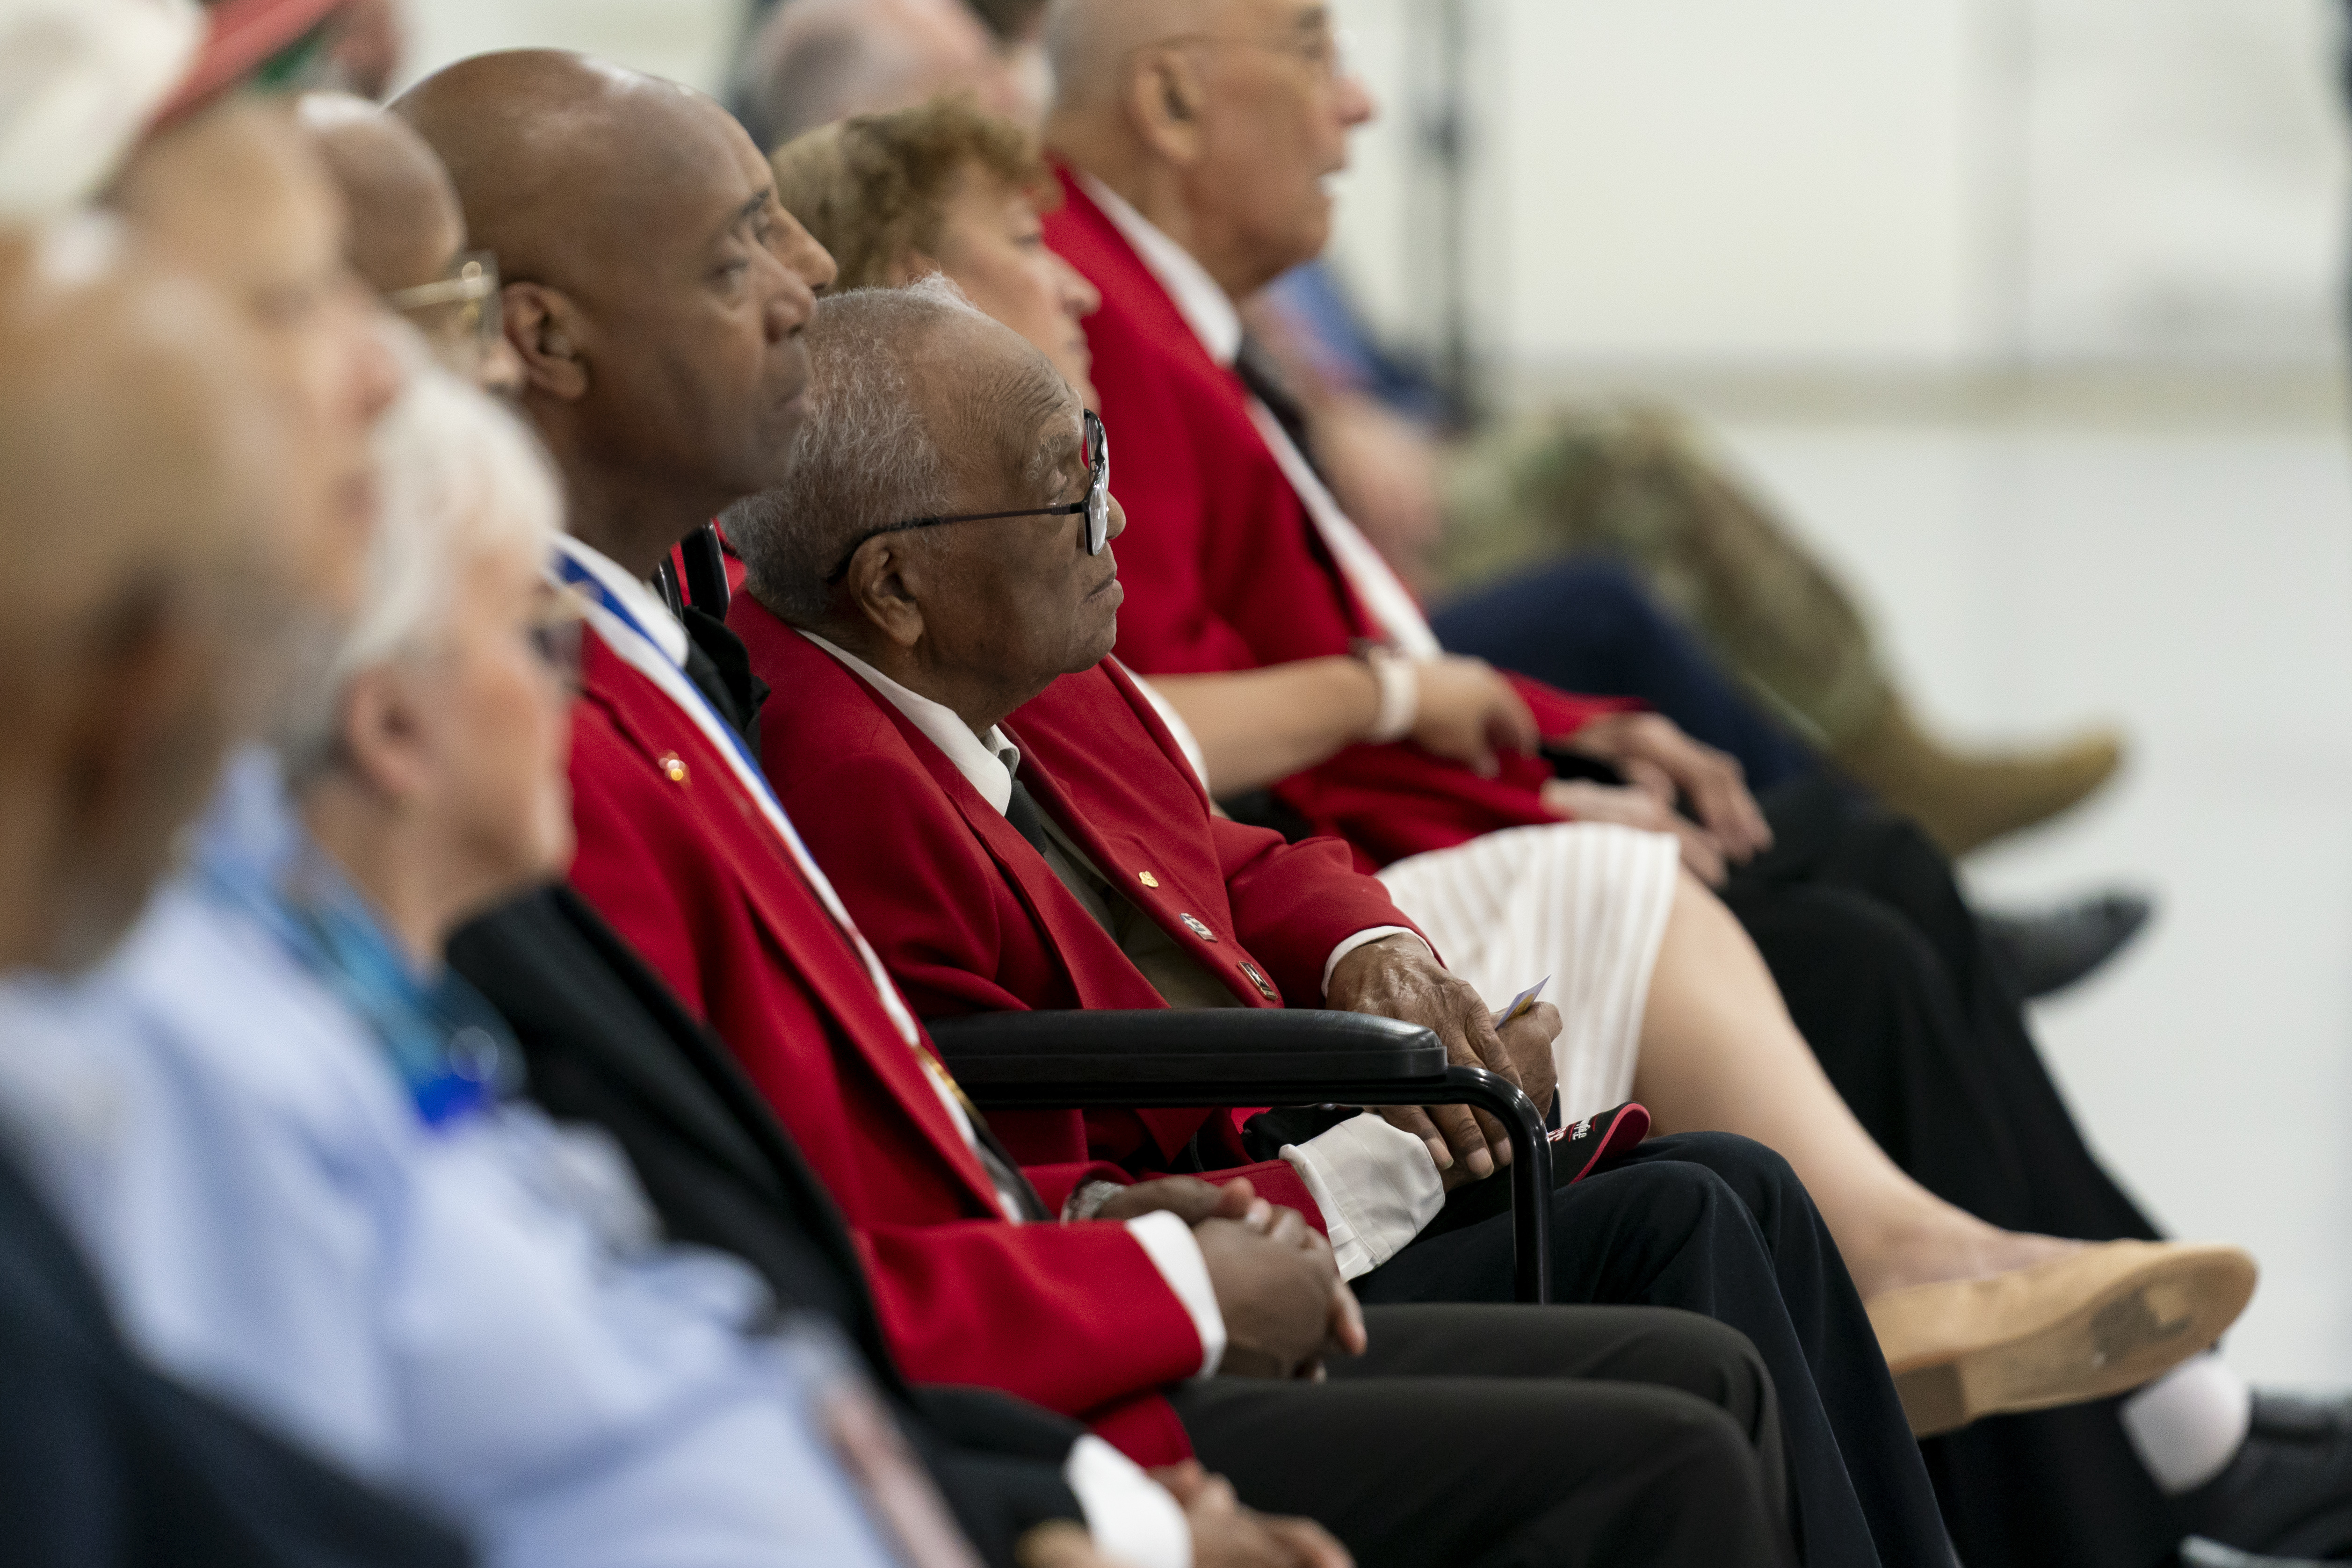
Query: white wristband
1361 646 1419 744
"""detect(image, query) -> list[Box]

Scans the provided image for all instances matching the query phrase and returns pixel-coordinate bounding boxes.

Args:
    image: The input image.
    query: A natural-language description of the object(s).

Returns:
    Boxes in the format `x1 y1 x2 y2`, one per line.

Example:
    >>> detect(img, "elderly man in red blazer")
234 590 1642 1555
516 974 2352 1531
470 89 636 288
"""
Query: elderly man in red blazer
718 273 1990 1568
402 48 1809 1568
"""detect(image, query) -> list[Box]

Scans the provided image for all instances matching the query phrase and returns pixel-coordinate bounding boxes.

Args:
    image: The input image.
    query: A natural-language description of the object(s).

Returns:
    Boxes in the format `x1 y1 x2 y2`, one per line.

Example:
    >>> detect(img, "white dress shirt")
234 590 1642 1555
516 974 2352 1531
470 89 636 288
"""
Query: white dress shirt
557 545 1195 1566
803 632 1447 1280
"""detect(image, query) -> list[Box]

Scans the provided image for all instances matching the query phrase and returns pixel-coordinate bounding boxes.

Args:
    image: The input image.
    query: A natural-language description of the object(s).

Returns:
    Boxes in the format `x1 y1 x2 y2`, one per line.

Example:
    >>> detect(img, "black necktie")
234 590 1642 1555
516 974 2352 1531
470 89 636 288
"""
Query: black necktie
1002 775 1056 859
1233 332 1330 486
678 606 770 751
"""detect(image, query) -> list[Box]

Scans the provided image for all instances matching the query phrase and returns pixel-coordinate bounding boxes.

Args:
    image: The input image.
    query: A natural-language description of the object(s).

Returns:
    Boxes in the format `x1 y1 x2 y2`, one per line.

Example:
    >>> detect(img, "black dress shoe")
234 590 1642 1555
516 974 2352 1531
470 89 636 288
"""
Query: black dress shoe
1980 889 2155 999
2179 1393 2352 1559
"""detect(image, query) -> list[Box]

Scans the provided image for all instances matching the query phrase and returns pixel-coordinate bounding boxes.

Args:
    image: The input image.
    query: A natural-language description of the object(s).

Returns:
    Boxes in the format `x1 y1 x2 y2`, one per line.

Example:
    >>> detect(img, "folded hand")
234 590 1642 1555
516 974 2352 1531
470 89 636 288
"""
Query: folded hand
1151 1462 1355 1568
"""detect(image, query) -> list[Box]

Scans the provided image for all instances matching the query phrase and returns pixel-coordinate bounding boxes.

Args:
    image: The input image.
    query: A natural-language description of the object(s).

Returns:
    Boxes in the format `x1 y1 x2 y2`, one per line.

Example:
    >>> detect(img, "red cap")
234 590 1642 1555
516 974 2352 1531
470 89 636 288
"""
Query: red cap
150 0 348 128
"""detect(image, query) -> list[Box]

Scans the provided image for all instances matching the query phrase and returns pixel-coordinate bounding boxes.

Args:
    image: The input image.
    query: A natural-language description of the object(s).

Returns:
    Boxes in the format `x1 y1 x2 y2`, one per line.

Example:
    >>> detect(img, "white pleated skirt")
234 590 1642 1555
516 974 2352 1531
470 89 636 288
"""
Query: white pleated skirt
1376 821 1682 1124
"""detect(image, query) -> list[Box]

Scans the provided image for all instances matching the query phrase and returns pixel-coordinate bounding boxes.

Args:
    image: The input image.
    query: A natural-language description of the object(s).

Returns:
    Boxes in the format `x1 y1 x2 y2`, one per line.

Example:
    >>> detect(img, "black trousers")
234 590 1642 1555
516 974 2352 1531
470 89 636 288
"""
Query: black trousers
1725 778 2178 1568
1354 1131 1952 1568
1173 1303 1793 1568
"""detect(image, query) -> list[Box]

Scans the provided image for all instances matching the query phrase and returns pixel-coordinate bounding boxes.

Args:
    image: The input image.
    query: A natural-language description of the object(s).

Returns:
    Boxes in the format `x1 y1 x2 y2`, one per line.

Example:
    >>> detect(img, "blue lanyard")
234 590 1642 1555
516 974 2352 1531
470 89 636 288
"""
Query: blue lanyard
553 542 926 1051
197 822 515 1131
553 549 781 809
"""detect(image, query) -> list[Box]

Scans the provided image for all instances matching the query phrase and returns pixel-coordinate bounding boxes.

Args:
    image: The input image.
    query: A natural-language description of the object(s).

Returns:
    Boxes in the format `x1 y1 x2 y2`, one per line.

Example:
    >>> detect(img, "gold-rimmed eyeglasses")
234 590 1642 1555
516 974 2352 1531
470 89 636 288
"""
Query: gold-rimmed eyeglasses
388 250 504 381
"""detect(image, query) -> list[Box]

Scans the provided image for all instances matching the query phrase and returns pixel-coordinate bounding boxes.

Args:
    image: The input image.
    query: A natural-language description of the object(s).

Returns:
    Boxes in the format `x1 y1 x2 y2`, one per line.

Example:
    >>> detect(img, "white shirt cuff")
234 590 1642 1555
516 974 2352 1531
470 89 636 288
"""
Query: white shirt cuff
1280 1113 1447 1281
1319 927 1426 998
1123 1210 1226 1376
1065 1435 1192 1568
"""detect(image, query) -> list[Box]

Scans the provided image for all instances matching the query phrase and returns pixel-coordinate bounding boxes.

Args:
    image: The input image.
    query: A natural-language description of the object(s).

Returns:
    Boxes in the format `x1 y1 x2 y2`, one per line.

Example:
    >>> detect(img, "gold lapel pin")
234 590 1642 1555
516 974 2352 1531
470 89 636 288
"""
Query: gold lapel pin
1137 871 1159 888
658 752 689 783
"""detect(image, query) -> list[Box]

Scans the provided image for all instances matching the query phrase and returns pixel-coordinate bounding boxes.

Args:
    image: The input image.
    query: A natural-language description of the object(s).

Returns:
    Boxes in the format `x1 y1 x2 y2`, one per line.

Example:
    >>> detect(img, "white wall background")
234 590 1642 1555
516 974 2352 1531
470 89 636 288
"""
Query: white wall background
394 0 2351 376
395 0 740 109
1325 0 2351 377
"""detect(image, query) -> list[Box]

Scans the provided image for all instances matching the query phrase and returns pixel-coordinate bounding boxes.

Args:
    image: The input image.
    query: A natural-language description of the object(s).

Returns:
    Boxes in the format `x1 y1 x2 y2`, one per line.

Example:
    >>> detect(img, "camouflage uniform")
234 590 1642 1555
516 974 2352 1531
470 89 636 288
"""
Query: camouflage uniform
1438 405 1890 751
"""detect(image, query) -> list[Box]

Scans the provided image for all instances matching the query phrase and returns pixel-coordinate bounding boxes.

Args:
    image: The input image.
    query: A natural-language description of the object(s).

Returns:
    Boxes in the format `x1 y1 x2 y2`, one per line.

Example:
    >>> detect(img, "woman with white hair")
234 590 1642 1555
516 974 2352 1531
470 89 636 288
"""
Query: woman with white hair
286 362 576 959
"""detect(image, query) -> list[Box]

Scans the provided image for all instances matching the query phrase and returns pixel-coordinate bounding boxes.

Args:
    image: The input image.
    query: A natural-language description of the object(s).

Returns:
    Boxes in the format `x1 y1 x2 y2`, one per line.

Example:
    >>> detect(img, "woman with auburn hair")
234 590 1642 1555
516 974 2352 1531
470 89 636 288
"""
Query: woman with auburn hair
772 96 1103 408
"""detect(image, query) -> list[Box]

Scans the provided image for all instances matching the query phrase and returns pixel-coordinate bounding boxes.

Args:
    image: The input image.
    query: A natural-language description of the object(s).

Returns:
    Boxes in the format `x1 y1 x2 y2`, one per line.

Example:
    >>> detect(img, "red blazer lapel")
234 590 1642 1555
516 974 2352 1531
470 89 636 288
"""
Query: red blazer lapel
579 635 1007 1216
998 748 1277 1012
874 698 1175 1016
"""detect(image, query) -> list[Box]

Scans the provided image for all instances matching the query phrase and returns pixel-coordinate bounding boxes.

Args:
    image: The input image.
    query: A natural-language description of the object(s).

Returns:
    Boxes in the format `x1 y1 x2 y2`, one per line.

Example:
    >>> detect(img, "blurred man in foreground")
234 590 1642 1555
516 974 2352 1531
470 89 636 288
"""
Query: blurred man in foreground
0 205 468 1568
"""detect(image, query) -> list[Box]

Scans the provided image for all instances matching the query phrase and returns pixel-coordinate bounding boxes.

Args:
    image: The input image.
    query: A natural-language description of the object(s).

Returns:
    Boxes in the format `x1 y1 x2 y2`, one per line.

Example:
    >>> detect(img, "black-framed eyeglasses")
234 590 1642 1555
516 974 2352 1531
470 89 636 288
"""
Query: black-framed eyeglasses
824 410 1110 585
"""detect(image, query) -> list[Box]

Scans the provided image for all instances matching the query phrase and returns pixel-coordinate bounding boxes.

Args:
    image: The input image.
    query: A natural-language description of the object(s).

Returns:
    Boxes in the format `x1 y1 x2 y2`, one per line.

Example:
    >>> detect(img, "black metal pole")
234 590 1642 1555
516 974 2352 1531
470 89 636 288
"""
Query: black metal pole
1418 0 1480 428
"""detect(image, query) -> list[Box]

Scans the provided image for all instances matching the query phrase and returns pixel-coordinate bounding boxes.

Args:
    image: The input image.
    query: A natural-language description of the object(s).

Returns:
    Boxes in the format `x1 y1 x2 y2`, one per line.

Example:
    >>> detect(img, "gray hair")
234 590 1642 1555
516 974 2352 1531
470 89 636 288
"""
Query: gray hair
278 362 564 779
1043 0 1207 116
722 273 985 625
736 0 996 152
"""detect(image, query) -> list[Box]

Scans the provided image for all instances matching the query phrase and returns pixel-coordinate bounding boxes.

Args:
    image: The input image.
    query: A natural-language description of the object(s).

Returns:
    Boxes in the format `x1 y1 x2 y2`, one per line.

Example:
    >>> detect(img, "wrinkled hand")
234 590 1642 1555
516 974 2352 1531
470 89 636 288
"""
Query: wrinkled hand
1093 1175 1263 1226
1564 712 1771 867
1541 777 1730 886
1327 934 1528 1179
1195 1200 1365 1378
1099 1179 1364 1370
1406 656 1541 779
1151 1462 1356 1568
1498 1000 1560 1126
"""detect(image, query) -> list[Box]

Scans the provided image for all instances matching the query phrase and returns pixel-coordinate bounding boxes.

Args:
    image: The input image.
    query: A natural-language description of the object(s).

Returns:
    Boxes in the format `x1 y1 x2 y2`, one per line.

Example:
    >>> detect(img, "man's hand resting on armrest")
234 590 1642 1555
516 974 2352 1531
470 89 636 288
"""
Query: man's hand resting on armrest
1325 935 1560 1185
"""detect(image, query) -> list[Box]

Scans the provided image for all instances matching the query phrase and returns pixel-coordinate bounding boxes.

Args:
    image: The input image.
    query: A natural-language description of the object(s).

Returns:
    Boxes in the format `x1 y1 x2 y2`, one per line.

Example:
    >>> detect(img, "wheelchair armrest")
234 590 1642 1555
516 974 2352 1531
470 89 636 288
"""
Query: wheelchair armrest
924 1008 1445 1089
927 1009 1556 1305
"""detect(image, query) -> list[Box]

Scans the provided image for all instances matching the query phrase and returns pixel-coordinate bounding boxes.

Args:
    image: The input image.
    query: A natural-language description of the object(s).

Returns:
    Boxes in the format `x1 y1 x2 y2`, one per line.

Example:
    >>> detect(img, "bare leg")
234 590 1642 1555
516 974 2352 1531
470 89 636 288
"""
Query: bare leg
1631 869 2077 1300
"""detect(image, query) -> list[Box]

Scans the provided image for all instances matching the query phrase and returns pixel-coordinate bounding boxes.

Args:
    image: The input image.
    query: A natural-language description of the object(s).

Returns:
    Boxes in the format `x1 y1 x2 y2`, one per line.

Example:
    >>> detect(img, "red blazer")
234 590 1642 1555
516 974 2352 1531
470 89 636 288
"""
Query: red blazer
1042 170 1632 869
733 600 1426 1226
565 622 1203 1463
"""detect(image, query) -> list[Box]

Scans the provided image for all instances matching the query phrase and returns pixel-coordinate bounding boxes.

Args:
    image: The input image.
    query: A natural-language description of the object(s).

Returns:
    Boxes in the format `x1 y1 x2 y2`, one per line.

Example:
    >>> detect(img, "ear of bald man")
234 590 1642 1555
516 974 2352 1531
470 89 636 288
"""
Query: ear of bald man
501 284 587 400
0 225 290 975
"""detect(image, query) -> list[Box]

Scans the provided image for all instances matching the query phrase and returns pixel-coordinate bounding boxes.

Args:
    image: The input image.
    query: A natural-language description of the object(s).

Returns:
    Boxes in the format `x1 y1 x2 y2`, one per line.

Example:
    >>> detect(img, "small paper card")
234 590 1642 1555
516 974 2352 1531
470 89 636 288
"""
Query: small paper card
1493 976 1551 1027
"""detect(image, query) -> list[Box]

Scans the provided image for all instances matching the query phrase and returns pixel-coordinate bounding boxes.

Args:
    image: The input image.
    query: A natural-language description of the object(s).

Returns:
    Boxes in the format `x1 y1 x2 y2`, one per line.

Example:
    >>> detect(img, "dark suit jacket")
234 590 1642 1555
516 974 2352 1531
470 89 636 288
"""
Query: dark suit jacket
0 1146 470 1567
447 882 1087 1568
